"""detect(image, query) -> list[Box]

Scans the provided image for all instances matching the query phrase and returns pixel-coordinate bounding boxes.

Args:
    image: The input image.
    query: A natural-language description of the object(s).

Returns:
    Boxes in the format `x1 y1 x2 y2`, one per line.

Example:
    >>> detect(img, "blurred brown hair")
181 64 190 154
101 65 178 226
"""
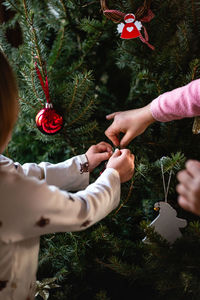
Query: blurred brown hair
0 51 18 150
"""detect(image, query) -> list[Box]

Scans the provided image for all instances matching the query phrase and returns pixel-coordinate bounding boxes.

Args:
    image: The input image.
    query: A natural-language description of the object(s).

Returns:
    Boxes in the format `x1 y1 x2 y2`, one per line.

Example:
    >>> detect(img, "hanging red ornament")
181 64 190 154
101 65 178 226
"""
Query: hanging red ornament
35 59 63 135
36 103 63 135
118 13 141 39
100 0 155 50
116 11 154 50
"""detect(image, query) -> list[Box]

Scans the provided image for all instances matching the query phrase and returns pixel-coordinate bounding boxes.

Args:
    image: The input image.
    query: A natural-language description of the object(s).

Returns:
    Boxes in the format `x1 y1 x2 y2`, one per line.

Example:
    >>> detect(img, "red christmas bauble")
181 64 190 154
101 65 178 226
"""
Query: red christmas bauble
35 103 63 135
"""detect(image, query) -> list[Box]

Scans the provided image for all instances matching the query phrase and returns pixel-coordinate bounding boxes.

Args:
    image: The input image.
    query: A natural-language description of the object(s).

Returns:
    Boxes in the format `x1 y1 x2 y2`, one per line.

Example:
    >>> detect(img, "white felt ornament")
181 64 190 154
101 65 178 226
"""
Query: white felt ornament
143 157 187 244
143 201 187 244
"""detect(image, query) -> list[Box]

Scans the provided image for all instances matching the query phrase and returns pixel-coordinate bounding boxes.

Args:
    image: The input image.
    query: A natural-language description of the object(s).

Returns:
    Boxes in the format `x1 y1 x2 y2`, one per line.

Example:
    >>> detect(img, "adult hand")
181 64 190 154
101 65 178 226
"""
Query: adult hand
105 104 155 147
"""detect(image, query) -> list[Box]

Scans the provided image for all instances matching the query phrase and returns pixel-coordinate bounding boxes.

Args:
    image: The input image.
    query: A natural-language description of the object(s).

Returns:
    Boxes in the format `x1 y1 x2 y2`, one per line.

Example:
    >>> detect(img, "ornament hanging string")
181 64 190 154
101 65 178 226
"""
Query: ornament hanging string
100 0 153 22
160 157 173 202
35 59 50 104
139 24 154 50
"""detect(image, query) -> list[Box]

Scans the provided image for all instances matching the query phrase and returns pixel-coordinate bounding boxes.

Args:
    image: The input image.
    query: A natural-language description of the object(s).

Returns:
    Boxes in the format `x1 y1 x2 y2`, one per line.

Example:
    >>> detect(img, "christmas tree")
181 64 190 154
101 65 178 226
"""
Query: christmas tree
1 0 200 299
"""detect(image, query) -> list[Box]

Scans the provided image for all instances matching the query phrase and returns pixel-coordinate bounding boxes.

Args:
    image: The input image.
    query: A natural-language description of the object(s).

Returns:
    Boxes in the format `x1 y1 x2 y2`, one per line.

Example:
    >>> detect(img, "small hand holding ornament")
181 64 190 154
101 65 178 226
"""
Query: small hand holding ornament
86 142 113 172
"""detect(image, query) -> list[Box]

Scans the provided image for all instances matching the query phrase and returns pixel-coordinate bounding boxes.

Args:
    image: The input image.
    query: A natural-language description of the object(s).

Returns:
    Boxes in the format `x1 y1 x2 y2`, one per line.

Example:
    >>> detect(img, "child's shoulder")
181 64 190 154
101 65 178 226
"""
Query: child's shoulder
0 155 24 184
0 167 37 191
0 155 47 198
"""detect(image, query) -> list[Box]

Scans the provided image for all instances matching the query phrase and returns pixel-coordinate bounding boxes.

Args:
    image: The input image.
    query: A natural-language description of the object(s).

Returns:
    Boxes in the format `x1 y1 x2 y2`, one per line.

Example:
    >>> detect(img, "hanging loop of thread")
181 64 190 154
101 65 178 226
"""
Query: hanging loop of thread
35 58 50 104
139 25 155 50
160 157 173 202
100 0 153 21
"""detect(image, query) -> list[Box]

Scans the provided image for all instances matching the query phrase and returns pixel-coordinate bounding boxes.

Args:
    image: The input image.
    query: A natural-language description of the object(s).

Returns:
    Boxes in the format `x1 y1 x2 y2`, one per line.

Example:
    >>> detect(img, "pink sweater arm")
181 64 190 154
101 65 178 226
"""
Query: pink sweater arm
150 79 200 122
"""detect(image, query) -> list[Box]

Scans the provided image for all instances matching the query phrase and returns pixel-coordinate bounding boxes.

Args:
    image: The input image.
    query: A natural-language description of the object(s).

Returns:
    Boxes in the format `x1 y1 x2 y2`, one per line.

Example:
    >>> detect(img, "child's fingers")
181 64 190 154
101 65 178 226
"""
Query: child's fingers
185 160 200 177
96 143 112 154
178 195 193 212
187 159 200 168
97 142 113 152
177 170 193 188
111 148 121 158
97 152 113 162
106 111 121 120
131 153 135 163
120 132 134 148
178 195 200 216
119 148 131 157
176 183 190 198
105 126 120 147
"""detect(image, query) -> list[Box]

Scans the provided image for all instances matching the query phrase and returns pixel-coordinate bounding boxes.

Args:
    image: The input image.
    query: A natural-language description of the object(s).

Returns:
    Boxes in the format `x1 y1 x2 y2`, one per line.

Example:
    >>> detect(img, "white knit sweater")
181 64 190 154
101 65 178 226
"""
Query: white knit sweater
0 155 120 299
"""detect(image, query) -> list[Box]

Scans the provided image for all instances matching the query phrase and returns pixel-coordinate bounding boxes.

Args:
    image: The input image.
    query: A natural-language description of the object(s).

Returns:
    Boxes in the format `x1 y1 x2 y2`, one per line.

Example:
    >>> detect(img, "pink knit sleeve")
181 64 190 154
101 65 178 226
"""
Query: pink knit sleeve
150 79 200 122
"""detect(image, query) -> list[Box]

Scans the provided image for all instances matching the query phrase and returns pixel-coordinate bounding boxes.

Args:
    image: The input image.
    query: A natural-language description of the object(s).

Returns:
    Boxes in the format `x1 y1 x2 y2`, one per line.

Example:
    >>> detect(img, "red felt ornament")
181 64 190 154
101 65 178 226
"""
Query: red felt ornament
119 13 141 39
100 0 155 50
35 59 63 135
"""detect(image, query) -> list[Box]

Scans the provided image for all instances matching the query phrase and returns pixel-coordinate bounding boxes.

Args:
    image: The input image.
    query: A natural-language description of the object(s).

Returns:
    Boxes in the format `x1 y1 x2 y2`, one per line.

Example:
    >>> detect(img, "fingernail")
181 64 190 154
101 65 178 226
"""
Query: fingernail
115 148 119 152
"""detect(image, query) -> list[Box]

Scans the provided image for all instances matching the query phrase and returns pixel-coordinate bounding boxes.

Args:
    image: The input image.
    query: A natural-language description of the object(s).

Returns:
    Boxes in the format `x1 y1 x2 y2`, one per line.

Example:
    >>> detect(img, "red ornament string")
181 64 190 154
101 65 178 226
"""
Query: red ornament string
138 9 155 50
140 9 154 23
139 25 154 50
35 60 50 104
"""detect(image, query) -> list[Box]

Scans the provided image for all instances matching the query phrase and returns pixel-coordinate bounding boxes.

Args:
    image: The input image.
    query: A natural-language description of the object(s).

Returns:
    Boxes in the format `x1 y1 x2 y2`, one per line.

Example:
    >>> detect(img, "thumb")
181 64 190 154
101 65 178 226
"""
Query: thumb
96 151 112 162
111 148 121 158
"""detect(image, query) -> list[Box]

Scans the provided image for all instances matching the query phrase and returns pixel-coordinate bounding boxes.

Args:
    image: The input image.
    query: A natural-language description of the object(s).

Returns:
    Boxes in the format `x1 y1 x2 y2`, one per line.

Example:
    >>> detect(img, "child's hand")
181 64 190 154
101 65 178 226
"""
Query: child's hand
106 148 135 183
105 104 155 148
176 160 200 215
85 142 113 172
